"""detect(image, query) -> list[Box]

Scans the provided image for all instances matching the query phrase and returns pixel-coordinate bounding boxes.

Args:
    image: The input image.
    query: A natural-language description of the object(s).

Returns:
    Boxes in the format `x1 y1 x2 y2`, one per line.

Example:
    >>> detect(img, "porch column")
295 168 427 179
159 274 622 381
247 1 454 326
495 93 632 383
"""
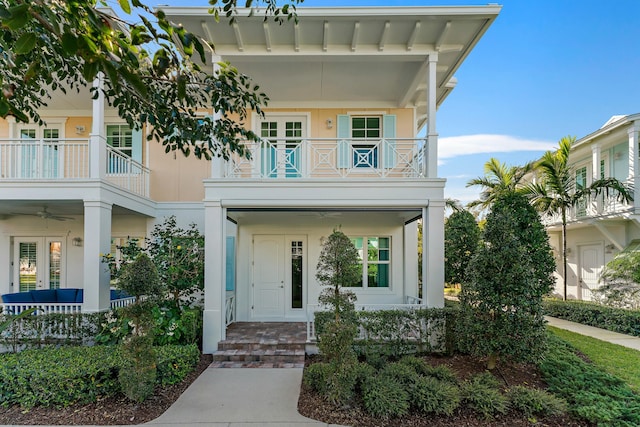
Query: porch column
0 234 10 295
422 201 445 308
6 116 15 138
591 143 601 213
210 56 225 179
628 124 640 213
203 200 227 353
404 221 419 300
82 200 112 312
426 53 439 178
89 74 107 179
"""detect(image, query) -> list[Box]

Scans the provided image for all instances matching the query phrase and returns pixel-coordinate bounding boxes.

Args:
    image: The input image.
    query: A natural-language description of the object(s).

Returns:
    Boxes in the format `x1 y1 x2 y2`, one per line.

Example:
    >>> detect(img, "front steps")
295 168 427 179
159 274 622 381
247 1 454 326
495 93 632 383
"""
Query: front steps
210 322 307 368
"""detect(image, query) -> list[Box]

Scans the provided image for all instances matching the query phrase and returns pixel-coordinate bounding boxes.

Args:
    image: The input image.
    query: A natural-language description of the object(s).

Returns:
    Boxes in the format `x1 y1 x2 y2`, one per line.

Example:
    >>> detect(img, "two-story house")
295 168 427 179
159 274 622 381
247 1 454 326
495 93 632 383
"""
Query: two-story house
543 113 640 301
0 6 500 353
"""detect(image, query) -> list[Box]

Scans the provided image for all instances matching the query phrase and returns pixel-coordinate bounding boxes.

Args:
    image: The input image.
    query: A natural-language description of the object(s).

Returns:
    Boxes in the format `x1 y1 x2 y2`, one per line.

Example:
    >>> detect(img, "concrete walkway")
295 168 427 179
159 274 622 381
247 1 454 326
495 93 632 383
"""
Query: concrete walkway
546 316 640 351
147 367 344 427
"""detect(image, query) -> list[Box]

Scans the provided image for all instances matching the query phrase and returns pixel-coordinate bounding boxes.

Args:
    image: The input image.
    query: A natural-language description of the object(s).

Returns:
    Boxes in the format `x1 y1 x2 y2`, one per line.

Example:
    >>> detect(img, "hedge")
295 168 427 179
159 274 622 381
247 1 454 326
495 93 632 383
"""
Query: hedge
0 344 200 408
543 300 640 337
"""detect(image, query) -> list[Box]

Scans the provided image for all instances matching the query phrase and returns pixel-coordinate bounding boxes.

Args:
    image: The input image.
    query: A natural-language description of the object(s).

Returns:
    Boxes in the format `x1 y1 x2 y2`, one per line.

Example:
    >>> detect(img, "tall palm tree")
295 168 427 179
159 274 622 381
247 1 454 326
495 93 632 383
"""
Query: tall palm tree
524 136 633 300
466 157 535 209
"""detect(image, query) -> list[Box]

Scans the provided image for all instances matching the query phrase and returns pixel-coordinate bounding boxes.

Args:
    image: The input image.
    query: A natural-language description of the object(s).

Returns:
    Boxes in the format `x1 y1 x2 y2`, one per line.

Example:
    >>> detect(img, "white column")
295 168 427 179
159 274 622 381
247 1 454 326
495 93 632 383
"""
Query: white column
423 201 445 308
628 124 640 213
426 53 439 178
210 56 225 179
404 221 419 300
203 200 226 353
0 234 10 295
591 143 601 213
90 74 107 179
82 200 112 312
6 116 16 138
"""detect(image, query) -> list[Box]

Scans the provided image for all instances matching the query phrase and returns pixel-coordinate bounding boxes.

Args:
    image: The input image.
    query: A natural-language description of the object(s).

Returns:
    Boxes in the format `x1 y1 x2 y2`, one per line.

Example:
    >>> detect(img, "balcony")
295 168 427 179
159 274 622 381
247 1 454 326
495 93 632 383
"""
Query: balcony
0 138 149 197
224 138 428 179
541 190 634 226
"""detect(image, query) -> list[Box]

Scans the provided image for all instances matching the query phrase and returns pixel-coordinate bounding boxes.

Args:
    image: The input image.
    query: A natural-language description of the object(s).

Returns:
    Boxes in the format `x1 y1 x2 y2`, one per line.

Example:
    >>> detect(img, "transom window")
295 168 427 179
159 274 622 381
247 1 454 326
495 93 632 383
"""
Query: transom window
106 125 133 158
349 236 390 288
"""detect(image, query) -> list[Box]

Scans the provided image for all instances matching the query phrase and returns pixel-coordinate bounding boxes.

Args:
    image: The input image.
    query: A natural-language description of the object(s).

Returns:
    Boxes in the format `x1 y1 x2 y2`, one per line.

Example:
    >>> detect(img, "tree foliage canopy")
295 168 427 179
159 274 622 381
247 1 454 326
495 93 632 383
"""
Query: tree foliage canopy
459 193 555 369
0 0 299 159
444 209 480 286
466 157 535 209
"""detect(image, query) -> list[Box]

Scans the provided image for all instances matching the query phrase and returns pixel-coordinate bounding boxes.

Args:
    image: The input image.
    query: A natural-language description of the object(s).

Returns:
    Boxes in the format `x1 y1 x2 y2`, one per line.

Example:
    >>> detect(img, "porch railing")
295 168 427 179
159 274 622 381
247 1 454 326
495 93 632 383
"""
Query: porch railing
0 139 149 197
225 138 427 179
306 297 426 342
540 190 633 226
225 291 236 326
1 297 136 316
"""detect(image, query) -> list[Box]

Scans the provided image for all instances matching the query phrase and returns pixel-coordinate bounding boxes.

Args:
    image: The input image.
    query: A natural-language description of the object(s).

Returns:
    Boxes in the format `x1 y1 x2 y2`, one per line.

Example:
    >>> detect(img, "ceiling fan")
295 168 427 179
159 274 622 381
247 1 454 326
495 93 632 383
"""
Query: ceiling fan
11 206 75 221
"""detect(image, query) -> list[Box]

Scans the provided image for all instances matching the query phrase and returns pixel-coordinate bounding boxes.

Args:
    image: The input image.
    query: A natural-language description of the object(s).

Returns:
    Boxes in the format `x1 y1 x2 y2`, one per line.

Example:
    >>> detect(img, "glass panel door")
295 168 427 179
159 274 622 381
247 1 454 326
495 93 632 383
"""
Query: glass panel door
48 240 62 289
576 166 587 217
291 241 303 309
18 241 38 292
259 116 306 178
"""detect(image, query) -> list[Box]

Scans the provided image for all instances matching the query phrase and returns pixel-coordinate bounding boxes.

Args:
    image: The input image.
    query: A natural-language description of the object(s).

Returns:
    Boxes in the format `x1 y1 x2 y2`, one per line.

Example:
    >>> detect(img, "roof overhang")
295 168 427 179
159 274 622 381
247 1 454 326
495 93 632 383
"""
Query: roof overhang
160 6 500 133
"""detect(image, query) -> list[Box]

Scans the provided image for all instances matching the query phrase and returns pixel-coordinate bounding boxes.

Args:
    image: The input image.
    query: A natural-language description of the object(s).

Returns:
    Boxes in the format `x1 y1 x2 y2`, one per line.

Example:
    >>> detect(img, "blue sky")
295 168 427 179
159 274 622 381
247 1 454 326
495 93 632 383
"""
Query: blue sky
146 0 640 204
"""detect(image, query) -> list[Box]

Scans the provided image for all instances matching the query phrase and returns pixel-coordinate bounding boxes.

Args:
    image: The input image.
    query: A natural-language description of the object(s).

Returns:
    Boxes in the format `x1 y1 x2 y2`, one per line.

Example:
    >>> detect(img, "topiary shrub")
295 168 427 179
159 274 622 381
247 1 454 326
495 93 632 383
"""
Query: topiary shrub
411 376 461 416
508 386 567 418
379 361 420 387
362 376 410 418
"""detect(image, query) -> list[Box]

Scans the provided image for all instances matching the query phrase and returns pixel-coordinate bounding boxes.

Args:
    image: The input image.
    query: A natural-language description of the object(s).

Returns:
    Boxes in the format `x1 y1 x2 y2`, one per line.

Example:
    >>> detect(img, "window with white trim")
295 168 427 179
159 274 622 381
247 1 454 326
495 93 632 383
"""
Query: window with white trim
352 117 380 168
349 236 390 288
106 125 133 158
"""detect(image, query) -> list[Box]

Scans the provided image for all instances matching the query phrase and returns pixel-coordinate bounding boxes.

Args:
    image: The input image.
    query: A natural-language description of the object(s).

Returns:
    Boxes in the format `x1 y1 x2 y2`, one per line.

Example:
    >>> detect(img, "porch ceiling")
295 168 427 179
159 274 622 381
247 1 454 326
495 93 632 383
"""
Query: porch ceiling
227 208 421 224
0 200 142 220
160 6 500 132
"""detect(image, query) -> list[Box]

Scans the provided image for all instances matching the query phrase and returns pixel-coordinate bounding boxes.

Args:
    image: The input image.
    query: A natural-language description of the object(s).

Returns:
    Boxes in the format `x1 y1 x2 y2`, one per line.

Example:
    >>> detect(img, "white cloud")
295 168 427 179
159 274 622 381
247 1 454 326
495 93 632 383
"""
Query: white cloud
439 134 556 160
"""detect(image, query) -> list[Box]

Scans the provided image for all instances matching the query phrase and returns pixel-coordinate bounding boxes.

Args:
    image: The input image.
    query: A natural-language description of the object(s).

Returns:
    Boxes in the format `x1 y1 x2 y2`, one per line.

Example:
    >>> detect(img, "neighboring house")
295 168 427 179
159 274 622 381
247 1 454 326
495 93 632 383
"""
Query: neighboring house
0 6 500 353
542 113 640 301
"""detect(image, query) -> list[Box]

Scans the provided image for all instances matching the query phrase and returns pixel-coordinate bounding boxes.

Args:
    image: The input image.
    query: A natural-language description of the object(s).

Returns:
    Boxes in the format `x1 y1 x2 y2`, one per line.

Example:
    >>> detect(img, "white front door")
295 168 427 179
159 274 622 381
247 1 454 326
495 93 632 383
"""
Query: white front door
252 234 307 319
13 237 64 292
253 235 285 318
578 244 603 301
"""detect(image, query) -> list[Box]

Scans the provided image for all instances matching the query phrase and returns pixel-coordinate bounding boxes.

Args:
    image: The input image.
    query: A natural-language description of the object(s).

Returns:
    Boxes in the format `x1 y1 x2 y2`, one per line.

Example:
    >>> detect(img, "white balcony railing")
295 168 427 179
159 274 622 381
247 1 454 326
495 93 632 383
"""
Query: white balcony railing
225 138 427 179
0 139 149 197
225 291 236 326
1 297 136 316
540 191 634 226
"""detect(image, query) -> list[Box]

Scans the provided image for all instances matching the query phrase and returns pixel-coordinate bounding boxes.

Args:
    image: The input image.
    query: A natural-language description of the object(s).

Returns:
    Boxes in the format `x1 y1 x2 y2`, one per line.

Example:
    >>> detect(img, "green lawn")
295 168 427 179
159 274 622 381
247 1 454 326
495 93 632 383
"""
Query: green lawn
548 326 640 394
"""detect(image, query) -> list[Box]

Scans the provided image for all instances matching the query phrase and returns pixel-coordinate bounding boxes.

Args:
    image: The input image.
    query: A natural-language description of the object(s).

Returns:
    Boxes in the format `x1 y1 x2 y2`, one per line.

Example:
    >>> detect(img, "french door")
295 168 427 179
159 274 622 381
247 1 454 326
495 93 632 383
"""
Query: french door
258 116 306 178
13 237 63 292
18 125 63 179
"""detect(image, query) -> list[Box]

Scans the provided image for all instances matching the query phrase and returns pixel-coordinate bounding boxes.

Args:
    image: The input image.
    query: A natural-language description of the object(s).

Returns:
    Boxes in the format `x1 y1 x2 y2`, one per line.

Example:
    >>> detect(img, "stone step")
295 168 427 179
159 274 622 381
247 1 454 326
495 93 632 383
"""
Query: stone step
217 340 306 352
209 361 305 369
211 348 306 364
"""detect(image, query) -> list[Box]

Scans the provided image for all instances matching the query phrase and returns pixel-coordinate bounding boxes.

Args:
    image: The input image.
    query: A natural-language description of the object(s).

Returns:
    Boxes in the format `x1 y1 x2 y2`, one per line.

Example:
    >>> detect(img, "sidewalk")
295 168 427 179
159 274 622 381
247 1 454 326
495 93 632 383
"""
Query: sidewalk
147 367 345 427
545 316 640 351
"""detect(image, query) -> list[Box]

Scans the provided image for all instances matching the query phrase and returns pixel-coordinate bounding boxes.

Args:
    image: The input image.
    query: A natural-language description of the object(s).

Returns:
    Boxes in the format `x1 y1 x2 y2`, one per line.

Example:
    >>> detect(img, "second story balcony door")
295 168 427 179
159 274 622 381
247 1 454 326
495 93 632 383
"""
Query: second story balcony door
18 125 62 179
259 116 306 178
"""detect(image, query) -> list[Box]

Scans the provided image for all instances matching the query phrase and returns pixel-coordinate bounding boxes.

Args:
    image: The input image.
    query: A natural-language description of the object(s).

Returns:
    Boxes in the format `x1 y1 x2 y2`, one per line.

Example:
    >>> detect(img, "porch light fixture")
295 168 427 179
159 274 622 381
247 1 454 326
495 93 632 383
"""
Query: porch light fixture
75 125 85 135
605 244 615 253
326 118 333 129
72 237 83 247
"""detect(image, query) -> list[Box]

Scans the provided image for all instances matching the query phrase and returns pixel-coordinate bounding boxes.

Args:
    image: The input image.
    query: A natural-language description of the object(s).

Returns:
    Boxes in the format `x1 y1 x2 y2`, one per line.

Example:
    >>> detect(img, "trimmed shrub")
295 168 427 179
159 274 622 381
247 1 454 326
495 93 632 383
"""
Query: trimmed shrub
362 376 410 418
544 299 640 337
0 344 200 408
303 362 333 395
411 376 461 416
508 386 567 418
326 361 359 405
379 361 420 387
462 376 508 419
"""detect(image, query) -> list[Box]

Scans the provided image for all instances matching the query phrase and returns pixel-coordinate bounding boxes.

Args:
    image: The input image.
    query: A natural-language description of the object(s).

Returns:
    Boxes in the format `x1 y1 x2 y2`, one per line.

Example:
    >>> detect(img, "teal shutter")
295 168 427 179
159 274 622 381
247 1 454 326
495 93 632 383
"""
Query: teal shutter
225 236 236 291
337 115 350 168
383 115 396 168
131 128 143 164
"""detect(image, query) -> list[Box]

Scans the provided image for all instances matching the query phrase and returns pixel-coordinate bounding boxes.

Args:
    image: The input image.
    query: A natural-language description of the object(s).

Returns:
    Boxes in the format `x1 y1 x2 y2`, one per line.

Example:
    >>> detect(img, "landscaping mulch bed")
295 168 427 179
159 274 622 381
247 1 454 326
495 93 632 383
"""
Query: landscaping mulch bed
0 354 212 425
297 354 595 427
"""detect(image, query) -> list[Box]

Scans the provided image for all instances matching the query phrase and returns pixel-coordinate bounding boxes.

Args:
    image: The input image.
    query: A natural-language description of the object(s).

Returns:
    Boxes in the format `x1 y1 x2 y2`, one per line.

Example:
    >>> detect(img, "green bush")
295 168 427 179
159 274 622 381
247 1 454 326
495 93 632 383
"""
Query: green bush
362 376 410 418
303 362 334 395
508 386 567 418
0 344 200 408
411 376 460 416
544 299 640 337
326 361 359 405
379 361 420 387
119 335 157 402
462 376 508 419
539 334 640 426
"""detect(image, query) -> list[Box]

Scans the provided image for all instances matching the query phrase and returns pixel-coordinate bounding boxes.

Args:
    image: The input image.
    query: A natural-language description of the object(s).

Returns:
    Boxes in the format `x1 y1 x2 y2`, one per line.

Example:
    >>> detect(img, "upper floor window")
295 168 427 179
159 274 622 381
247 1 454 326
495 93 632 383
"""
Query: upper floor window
337 114 396 169
107 125 133 158
352 117 381 168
